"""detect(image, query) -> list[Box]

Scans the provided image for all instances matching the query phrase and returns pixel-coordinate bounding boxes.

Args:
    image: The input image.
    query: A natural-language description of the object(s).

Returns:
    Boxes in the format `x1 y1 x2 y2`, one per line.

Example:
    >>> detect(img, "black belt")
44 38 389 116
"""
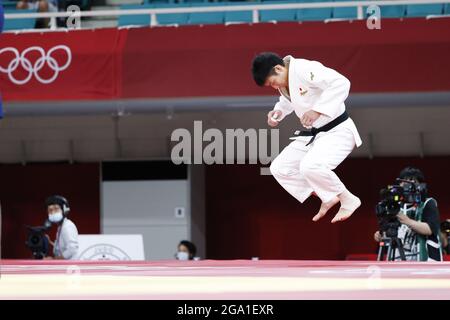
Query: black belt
293 111 349 146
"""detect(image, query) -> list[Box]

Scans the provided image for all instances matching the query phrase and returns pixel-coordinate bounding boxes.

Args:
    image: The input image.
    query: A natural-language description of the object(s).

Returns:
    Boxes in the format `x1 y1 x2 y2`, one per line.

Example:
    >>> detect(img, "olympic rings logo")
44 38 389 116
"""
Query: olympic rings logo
0 45 72 85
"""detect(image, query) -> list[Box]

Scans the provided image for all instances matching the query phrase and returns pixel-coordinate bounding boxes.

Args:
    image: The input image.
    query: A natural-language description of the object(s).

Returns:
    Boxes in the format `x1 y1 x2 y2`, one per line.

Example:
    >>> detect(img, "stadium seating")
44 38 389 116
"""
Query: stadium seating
154 2 190 25
8 0 450 30
144 0 176 3
259 0 297 22
118 4 152 26
3 8 37 30
2 1 19 9
188 2 225 24
331 0 358 20
364 4 405 18
119 3 192 26
405 3 444 17
296 0 332 22
180 0 209 3
224 2 256 24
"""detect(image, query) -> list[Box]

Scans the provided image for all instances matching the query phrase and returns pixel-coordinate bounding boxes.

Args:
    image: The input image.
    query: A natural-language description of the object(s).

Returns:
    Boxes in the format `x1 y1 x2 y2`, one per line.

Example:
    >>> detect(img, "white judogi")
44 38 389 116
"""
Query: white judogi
270 56 362 204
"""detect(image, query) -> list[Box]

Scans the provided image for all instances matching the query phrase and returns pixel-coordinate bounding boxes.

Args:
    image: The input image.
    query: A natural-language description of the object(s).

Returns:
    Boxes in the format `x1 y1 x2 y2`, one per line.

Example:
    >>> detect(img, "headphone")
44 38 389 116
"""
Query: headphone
45 195 70 217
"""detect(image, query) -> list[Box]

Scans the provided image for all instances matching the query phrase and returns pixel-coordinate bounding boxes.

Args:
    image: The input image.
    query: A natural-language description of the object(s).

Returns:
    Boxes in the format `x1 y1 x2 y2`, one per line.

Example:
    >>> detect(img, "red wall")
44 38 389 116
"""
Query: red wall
205 157 450 260
2 159 448 260
0 163 101 259
123 18 450 98
2 18 450 102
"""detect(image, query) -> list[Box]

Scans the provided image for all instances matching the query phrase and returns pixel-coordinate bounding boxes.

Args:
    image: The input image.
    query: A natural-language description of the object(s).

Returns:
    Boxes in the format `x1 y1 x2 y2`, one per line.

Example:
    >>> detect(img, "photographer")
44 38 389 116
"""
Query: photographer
374 167 442 261
44 195 79 260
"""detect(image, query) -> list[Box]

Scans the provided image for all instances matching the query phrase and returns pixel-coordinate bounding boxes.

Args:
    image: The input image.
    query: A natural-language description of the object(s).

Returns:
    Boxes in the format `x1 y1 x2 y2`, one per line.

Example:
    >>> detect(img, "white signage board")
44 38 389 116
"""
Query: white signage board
74 234 145 260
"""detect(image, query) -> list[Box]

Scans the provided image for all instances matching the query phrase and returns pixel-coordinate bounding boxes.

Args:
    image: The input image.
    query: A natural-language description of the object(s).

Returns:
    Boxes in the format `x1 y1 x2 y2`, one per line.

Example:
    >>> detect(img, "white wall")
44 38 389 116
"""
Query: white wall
101 180 190 260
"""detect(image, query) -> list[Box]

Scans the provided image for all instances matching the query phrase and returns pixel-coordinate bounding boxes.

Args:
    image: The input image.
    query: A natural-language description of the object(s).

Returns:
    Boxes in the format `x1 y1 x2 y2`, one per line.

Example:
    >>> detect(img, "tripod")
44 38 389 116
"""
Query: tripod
377 235 407 261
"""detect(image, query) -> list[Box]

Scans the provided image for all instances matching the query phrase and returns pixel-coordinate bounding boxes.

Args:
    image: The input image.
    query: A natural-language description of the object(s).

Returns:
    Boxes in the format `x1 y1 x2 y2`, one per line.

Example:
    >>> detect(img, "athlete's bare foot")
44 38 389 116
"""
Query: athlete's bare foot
331 189 361 223
312 196 340 222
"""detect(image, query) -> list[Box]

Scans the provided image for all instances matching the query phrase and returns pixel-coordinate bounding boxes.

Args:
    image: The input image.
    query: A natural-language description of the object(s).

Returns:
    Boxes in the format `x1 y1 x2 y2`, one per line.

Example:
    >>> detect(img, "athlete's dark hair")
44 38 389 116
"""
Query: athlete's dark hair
251 52 284 86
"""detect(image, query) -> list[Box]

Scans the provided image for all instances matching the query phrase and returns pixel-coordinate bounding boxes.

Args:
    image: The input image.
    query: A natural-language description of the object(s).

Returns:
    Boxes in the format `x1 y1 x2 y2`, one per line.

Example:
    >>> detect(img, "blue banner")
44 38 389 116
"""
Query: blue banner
0 0 4 118
0 1 3 33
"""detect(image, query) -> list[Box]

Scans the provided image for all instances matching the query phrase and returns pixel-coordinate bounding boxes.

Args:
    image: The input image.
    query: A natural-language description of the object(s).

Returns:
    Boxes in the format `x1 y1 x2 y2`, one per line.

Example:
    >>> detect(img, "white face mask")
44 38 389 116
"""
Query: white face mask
176 251 189 261
48 211 64 223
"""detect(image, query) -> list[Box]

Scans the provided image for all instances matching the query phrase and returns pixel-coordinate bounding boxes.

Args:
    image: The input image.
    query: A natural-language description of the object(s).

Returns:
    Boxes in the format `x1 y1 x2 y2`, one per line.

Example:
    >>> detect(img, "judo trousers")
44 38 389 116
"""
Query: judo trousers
270 126 356 204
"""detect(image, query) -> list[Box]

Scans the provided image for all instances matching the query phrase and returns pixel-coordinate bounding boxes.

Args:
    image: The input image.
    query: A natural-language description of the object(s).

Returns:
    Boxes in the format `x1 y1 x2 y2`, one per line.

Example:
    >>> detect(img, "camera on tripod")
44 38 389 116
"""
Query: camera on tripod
376 179 427 232
25 220 52 259
375 179 427 261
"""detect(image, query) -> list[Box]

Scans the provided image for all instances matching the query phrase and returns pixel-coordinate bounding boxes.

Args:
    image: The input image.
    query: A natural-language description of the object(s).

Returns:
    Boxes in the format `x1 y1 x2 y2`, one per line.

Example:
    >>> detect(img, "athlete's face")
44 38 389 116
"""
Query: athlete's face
264 65 288 90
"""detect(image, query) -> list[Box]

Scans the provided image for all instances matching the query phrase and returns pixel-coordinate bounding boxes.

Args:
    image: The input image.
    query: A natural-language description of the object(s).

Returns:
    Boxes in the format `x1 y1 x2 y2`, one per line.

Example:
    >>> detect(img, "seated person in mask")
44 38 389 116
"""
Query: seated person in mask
176 240 197 261
44 195 79 260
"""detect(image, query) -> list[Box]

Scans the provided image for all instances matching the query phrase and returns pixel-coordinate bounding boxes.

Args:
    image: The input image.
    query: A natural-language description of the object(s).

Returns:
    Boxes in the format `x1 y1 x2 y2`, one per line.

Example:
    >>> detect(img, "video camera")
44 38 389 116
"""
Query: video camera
25 220 52 259
375 179 427 237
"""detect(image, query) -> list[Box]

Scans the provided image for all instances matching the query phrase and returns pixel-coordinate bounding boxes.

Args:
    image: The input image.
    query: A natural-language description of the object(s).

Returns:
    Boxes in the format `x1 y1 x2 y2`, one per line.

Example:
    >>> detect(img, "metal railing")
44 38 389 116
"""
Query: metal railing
3 0 450 31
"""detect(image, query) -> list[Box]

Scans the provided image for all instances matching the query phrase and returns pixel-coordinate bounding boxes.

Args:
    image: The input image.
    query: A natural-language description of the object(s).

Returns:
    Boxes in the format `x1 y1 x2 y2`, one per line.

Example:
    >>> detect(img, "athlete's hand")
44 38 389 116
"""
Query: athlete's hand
300 110 321 128
267 110 282 127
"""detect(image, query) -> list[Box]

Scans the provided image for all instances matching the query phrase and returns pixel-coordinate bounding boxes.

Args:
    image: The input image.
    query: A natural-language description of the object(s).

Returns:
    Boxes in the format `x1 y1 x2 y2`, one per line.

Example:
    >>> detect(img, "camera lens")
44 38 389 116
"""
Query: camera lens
30 235 40 245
